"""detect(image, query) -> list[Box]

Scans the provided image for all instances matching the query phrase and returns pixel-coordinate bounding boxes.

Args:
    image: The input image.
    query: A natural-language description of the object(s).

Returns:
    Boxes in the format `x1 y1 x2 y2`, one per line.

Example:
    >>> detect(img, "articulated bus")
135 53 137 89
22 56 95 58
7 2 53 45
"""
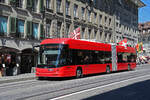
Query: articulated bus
36 38 136 79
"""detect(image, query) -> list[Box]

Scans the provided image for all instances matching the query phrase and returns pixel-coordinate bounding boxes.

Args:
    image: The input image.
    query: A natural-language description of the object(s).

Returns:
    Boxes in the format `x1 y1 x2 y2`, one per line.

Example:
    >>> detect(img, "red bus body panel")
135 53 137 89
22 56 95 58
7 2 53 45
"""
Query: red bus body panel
36 38 136 78
116 45 136 71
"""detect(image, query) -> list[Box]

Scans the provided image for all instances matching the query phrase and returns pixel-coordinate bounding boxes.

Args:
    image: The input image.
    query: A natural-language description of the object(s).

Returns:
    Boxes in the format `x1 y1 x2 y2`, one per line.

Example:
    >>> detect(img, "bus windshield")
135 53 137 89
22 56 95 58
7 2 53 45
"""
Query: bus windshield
37 44 68 68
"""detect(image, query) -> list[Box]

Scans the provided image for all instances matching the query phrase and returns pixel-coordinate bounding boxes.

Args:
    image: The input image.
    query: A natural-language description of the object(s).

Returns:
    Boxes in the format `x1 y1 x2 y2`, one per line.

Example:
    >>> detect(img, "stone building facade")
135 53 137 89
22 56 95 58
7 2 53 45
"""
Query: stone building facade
138 22 150 54
0 0 144 75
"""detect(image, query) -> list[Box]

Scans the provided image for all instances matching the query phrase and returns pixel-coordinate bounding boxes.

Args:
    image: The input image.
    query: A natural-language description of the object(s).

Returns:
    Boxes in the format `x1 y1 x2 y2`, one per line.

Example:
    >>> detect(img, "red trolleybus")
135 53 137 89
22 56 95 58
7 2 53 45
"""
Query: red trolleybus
35 38 136 79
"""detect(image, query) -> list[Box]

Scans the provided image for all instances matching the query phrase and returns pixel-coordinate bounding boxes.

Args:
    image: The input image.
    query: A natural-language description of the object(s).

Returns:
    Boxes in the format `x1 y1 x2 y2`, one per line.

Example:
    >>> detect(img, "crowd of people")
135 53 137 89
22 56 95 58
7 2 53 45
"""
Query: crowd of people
136 55 150 65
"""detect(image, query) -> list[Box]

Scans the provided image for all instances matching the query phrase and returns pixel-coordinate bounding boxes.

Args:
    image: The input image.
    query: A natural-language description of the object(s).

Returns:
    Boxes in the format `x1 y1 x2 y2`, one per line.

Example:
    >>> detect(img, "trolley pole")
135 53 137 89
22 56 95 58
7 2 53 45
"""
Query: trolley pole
113 3 116 44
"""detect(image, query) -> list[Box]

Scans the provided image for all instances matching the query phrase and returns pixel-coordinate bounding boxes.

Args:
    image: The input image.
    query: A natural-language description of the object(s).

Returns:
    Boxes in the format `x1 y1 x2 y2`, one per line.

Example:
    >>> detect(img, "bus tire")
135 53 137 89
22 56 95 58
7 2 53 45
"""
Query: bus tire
76 68 82 78
37 77 45 80
128 65 131 71
106 66 110 74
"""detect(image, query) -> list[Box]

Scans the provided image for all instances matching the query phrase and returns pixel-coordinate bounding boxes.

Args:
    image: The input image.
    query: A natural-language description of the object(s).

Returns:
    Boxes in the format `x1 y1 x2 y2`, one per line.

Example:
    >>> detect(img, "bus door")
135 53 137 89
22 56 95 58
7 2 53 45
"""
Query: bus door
111 45 117 71
83 55 91 74
83 51 94 74
77 50 90 74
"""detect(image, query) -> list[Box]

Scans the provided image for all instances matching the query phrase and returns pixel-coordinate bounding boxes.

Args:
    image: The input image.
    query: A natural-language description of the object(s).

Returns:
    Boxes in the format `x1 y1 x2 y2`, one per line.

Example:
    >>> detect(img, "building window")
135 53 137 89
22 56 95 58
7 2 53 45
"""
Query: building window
89 29 91 39
81 7 85 19
16 0 23 8
82 28 85 38
116 22 119 27
33 0 38 12
27 0 32 8
105 34 107 41
46 19 51 38
46 0 51 9
109 18 111 26
99 15 102 24
109 34 111 42
94 13 97 23
93 0 96 6
100 32 102 39
66 1 70 16
0 16 7 36
56 21 62 38
45 25 50 37
56 0 61 12
32 23 39 39
17 20 24 38
94 30 97 39
74 4 78 18
0 0 5 3
105 16 107 23
66 23 70 37
148 36 150 41
88 10 91 22
119 24 121 28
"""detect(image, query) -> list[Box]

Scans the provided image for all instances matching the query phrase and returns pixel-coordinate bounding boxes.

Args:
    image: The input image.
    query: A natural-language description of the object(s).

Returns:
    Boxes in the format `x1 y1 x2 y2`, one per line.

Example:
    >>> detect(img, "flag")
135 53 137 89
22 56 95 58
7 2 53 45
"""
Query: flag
137 42 143 53
118 38 127 48
135 43 139 51
69 27 80 39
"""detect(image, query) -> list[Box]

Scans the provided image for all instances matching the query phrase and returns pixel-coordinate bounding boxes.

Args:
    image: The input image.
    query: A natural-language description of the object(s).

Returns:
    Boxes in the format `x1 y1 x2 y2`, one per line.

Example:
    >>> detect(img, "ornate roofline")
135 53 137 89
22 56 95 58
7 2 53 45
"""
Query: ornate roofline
131 0 146 8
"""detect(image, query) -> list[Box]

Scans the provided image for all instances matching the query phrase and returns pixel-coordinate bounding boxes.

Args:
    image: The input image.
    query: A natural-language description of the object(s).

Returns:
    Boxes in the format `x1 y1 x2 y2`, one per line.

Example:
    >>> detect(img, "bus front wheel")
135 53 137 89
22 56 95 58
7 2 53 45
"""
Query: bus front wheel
76 68 82 78
37 77 45 80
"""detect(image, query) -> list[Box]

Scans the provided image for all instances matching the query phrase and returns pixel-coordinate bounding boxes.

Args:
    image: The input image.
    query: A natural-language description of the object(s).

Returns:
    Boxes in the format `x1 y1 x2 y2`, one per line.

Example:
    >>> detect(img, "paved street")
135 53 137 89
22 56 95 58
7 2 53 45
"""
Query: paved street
0 64 150 100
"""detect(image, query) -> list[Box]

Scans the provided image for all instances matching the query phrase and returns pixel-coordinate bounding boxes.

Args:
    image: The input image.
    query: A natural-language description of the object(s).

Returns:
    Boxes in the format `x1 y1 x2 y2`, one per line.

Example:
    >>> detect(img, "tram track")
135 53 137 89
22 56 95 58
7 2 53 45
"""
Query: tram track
0 79 61 93
14 68 150 100
0 65 148 89
0 66 149 100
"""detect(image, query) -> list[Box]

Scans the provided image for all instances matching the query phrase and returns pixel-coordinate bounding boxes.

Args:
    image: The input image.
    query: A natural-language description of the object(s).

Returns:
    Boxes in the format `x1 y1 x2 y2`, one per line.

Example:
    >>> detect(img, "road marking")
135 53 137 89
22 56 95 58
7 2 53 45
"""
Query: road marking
51 74 150 100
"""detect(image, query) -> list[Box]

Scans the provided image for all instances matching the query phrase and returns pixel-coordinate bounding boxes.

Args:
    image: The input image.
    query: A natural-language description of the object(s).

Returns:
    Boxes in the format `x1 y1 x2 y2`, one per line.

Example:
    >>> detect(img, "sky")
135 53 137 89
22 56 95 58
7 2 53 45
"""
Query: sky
138 0 150 23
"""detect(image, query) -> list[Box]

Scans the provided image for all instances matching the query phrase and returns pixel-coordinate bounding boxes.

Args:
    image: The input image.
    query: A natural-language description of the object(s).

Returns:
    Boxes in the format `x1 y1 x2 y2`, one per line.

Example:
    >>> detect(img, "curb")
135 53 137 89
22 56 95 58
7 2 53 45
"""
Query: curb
0 73 36 84
0 76 36 84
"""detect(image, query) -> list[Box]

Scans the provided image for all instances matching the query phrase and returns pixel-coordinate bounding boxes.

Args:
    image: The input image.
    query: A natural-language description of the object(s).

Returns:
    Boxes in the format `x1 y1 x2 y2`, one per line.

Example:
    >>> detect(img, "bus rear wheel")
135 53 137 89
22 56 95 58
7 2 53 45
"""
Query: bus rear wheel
76 68 82 78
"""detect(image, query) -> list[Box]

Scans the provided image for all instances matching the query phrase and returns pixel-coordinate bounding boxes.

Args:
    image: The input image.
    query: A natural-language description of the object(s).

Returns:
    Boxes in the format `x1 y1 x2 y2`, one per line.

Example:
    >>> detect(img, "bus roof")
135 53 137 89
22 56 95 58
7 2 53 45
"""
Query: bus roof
40 38 111 51
116 45 136 53
40 38 136 52
40 38 72 45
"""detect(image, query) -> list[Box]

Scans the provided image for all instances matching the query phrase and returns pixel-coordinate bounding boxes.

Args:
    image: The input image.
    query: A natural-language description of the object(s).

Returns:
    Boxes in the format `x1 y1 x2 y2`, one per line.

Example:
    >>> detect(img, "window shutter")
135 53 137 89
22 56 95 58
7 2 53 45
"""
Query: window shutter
40 24 44 39
9 17 16 33
9 0 16 5
40 0 44 12
33 23 39 39
27 0 33 8
26 21 32 38
9 0 16 3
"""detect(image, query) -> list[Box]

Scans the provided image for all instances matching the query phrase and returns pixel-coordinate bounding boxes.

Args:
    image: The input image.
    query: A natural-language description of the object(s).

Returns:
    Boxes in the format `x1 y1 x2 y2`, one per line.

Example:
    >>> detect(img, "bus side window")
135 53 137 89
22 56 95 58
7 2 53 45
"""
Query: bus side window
99 51 105 64
105 52 111 63
117 53 122 63
68 50 74 65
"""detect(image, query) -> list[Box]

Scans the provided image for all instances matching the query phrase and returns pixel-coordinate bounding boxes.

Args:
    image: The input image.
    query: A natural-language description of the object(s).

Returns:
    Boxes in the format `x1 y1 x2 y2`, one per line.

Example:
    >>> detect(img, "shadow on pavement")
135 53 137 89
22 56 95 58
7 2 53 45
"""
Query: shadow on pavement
83 80 150 100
